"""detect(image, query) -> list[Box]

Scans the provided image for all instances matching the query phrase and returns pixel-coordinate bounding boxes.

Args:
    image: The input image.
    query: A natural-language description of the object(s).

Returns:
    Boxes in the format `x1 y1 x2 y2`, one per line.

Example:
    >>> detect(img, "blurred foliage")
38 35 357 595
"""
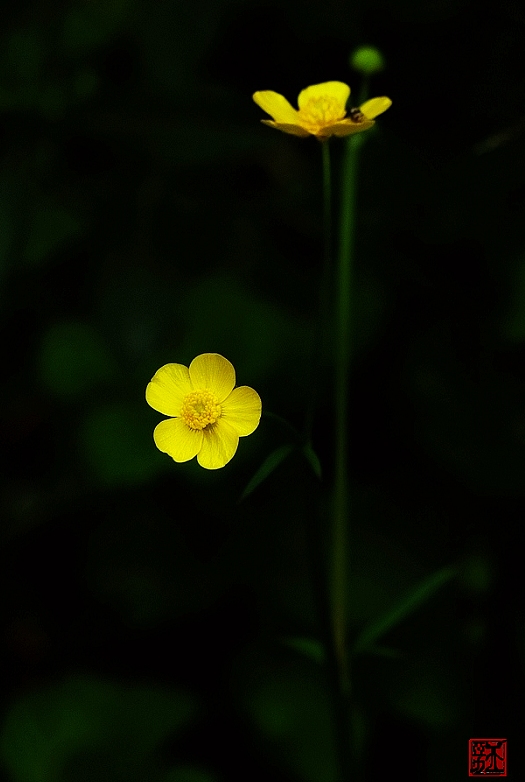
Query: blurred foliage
81 401 160 486
24 208 84 268
0 675 198 782
0 0 523 780
233 644 338 782
159 769 218 782
39 321 116 396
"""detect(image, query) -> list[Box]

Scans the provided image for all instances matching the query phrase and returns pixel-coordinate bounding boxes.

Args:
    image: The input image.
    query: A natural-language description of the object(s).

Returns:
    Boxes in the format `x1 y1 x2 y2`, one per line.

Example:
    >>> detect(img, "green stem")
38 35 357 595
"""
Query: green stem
304 140 333 445
305 132 364 780
322 139 332 276
332 132 363 699
303 139 355 782
304 489 353 782
320 139 355 781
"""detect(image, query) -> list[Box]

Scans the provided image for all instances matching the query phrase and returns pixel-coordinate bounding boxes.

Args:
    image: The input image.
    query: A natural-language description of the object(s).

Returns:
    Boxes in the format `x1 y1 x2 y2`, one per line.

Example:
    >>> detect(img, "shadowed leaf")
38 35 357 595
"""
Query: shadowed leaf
302 443 322 479
0 675 198 782
353 566 456 654
281 636 325 665
238 444 294 503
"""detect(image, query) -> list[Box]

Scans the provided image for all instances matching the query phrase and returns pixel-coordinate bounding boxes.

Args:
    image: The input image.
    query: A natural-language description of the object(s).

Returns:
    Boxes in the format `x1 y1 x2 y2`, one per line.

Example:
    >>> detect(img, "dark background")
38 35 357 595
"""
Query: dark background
1 0 524 780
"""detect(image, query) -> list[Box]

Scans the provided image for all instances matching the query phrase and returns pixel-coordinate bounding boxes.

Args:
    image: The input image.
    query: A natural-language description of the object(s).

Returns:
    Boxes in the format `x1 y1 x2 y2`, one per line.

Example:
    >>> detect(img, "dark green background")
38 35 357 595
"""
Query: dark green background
1 0 523 780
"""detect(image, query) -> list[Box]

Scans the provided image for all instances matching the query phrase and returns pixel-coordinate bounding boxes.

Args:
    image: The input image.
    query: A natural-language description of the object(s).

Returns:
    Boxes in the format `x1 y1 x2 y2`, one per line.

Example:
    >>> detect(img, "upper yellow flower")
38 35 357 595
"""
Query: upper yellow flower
146 353 262 470
252 81 391 140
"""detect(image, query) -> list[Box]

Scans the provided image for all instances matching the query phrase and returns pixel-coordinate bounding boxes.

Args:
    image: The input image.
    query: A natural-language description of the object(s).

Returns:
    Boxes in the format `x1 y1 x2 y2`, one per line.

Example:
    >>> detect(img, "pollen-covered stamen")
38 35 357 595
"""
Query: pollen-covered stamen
298 96 346 130
180 389 222 430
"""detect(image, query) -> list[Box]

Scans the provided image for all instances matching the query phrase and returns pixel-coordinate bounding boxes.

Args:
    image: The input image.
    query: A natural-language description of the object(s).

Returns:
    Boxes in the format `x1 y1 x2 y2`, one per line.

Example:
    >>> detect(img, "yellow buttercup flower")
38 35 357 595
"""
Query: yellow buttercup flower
146 353 262 470
252 81 391 140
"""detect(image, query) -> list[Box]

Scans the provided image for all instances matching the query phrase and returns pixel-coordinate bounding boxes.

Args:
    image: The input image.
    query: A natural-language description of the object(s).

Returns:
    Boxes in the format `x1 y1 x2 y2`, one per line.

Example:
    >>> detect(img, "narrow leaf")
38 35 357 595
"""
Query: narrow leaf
238 444 294 503
281 636 325 665
262 410 301 440
302 443 322 479
353 566 456 654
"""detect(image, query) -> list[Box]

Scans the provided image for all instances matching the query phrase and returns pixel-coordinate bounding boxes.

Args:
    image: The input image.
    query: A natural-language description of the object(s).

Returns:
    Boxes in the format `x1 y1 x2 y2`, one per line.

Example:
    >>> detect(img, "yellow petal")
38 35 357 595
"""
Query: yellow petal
298 82 350 113
221 386 262 436
197 419 239 469
252 91 301 124
146 363 192 416
153 417 203 462
359 96 392 119
328 119 375 137
189 353 236 402
261 120 310 137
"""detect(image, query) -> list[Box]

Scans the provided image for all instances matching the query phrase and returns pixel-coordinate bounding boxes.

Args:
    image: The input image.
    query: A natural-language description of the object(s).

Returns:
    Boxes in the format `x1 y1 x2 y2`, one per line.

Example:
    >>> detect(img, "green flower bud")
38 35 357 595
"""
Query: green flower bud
350 46 385 75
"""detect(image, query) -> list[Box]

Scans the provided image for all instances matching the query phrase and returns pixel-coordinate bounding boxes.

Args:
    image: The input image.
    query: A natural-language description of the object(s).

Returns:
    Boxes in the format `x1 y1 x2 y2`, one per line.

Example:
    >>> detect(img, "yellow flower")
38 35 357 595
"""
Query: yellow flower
146 353 262 470
252 81 391 140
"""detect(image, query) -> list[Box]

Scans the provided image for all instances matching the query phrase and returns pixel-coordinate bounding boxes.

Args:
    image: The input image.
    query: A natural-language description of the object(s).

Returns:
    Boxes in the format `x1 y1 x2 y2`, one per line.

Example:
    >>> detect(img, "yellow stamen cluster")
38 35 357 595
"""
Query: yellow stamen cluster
298 96 344 132
180 389 221 430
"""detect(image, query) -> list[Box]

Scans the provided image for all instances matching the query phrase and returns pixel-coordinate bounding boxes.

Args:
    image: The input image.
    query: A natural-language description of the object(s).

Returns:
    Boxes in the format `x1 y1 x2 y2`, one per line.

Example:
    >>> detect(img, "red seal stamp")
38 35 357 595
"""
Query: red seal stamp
469 738 507 777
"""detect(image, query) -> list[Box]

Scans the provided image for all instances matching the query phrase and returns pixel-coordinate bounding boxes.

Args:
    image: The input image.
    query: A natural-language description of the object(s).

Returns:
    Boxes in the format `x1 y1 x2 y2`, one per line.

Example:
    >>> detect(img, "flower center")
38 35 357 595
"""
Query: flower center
298 96 345 130
180 389 221 430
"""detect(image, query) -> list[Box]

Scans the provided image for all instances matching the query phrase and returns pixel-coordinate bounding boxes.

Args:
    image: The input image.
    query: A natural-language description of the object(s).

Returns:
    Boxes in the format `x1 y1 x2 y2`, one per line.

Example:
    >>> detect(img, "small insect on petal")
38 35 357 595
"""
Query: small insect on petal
253 82 391 139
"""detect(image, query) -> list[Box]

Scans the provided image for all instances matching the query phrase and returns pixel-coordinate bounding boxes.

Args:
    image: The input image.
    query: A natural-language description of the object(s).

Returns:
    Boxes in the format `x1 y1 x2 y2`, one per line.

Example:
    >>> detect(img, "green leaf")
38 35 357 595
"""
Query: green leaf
302 442 322 479
0 675 198 782
281 636 325 665
262 411 301 440
238 444 294 503
353 566 456 654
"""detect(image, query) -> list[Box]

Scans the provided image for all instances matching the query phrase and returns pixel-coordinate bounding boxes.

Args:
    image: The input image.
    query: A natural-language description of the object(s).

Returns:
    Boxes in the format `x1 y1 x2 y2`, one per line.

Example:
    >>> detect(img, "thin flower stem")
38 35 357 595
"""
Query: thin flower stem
332 131 364 709
322 139 332 275
304 130 364 781
304 490 354 782
320 139 356 782
303 139 355 782
304 141 333 446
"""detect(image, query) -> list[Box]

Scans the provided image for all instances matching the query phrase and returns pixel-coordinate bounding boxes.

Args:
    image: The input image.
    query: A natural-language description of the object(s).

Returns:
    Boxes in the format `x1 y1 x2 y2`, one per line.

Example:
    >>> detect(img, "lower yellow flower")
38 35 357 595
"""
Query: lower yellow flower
252 81 391 140
146 353 262 470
